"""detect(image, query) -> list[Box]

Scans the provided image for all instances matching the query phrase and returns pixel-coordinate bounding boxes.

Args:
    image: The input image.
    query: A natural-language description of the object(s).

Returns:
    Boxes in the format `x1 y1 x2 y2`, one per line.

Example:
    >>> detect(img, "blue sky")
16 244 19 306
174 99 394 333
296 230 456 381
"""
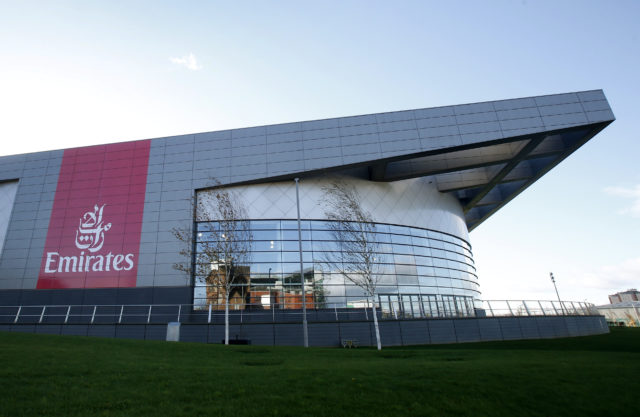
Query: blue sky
1 1 638 304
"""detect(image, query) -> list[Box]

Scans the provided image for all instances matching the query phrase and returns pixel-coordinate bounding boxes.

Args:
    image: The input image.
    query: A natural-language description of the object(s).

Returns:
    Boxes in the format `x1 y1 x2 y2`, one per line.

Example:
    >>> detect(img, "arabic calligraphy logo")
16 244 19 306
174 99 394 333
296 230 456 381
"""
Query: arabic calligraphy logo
75 204 112 253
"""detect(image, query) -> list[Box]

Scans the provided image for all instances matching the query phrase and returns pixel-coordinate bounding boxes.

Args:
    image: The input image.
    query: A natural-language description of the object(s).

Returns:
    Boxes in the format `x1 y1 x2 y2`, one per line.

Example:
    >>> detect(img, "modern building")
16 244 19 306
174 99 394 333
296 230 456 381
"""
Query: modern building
0 90 614 345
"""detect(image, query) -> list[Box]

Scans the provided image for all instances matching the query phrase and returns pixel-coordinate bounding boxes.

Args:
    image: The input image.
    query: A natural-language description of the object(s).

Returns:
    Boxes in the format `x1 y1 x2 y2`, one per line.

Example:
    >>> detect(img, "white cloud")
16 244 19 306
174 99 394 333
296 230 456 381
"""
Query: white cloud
574 258 640 295
169 53 202 71
604 184 640 217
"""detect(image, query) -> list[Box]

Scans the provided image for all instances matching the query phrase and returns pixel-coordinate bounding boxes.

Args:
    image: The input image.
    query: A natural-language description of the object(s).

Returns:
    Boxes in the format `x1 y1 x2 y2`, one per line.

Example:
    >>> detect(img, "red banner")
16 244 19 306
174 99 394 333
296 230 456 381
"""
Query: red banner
37 140 150 289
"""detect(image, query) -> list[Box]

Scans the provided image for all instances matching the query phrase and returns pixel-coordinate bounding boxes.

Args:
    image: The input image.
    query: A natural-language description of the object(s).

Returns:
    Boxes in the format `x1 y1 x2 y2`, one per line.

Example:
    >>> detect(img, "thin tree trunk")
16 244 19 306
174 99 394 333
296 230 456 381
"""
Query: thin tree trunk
371 296 381 350
225 294 229 345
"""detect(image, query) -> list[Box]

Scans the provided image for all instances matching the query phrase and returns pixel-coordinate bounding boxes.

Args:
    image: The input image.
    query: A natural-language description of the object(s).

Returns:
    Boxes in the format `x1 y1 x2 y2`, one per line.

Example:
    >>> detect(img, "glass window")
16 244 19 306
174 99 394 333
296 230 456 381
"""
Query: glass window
194 219 478 312
389 225 410 235
282 240 312 251
428 238 444 249
373 224 390 234
282 229 311 240
310 229 333 241
418 275 437 287
392 244 413 255
253 229 280 241
281 220 311 230
253 240 281 251
394 254 415 265
411 236 428 247
251 252 281 263
390 233 411 245
282 251 304 263
413 245 431 257
397 274 418 285
250 220 280 230
373 231 391 243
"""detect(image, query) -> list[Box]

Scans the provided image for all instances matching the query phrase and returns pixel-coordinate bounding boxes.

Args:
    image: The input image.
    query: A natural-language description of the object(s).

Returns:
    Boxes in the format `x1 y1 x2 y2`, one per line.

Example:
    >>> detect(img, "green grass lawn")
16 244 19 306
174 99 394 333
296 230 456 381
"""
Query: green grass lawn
1 328 638 417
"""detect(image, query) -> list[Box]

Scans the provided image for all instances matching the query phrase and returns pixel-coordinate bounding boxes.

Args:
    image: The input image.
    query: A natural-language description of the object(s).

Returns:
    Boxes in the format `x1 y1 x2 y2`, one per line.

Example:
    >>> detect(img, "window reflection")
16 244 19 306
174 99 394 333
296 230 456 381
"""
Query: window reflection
193 219 479 316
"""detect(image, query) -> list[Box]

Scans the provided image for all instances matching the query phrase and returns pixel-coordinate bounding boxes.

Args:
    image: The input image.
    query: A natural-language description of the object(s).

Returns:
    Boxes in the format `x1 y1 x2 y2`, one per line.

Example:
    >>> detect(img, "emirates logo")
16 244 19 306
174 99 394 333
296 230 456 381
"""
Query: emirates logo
75 204 112 252
44 204 134 274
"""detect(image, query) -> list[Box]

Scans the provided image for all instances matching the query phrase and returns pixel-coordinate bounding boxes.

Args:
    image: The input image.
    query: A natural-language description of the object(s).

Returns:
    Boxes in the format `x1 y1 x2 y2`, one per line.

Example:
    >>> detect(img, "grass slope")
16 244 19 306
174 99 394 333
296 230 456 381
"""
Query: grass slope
0 328 638 417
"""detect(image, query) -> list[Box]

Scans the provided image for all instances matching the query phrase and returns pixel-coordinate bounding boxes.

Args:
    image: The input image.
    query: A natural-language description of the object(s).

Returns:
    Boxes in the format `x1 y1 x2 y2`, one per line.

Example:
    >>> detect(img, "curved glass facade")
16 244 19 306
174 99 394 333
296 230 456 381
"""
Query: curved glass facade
194 220 479 318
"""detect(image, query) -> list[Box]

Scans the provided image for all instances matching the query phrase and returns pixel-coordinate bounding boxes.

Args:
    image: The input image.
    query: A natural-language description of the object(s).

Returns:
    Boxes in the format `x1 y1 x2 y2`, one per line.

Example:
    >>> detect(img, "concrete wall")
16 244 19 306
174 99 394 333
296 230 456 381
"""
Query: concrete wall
0 315 609 347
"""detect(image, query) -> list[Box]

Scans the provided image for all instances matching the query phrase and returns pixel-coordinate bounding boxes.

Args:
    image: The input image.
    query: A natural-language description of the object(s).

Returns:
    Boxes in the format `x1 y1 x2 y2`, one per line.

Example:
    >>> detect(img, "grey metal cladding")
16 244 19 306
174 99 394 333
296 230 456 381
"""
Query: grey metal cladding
195 129 231 142
268 160 305 175
163 151 194 164
416 115 458 129
421 136 463 150
231 125 267 139
577 90 606 102
457 121 501 135
375 110 415 124
0 150 62 289
537 102 584 116
300 118 340 131
303 146 342 159
232 143 266 157
302 128 339 141
342 143 380 157
379 129 418 143
542 113 588 127
499 117 544 131
159 134 194 147
266 122 301 135
266 131 300 145
419 125 460 139
586 109 615 123
580 99 610 112
267 150 303 164
154 89 604 231
339 114 377 127
534 92 579 106
414 105 455 119
378 119 416 133
0 89 615 290
491 97 537 111
380 138 420 153
454 101 495 115
496 107 540 121
341 133 378 147
455 111 498 124
339 123 378 137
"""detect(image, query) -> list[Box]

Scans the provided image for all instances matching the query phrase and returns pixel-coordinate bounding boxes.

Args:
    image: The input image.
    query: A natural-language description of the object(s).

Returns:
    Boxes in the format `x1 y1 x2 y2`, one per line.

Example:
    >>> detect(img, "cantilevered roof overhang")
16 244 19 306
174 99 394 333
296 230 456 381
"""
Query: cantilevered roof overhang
209 90 614 231
365 119 611 230
361 92 614 230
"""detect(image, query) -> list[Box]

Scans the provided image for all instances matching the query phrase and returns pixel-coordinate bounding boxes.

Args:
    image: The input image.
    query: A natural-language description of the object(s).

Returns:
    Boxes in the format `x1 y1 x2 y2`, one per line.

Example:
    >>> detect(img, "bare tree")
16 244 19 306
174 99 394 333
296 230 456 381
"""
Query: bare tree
321 179 383 350
173 181 252 345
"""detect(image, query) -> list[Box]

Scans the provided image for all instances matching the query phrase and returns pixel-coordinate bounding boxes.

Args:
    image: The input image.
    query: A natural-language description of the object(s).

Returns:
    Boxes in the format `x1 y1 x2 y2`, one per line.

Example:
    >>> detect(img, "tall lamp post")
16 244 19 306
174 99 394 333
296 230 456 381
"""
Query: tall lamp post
550 272 566 315
295 178 309 348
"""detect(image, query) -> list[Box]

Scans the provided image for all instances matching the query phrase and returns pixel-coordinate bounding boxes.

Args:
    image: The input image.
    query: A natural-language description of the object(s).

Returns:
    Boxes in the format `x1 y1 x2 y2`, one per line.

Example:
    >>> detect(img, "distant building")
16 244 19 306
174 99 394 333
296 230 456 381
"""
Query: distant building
608 289 640 304
598 290 640 326
597 301 640 327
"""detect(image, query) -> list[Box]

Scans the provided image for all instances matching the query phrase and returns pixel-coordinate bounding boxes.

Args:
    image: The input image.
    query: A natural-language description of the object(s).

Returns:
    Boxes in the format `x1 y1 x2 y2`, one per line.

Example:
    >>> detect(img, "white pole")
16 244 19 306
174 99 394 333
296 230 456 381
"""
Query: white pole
371 295 381 350
295 178 309 348
550 272 566 314
225 295 229 345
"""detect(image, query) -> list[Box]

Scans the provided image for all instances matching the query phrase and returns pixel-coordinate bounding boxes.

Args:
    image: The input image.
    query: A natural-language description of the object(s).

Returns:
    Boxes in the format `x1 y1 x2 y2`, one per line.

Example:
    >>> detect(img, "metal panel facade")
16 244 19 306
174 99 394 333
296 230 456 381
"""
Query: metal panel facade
0 90 614 297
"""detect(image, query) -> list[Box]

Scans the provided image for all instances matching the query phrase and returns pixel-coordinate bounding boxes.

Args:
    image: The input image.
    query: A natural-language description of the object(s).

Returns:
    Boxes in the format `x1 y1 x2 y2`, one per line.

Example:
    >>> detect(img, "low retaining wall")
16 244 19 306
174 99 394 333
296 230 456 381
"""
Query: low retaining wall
0 315 609 346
